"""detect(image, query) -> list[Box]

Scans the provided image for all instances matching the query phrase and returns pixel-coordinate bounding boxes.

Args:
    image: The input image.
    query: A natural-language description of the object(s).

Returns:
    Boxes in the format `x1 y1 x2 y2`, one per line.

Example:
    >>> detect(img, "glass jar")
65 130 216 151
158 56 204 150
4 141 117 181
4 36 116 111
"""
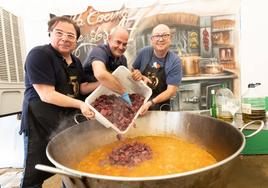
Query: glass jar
216 84 234 122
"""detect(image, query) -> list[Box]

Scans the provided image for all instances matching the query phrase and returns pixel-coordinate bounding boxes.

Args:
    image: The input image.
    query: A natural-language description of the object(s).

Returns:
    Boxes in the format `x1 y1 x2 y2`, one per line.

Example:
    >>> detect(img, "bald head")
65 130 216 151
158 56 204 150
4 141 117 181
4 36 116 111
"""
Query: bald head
151 24 171 57
152 24 170 36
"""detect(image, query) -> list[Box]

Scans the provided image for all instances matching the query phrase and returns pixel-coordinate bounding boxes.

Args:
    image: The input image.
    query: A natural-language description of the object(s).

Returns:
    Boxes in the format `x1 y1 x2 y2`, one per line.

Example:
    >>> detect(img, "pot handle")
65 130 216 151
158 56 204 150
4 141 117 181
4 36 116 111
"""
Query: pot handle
240 120 264 138
160 104 170 111
74 113 89 125
35 164 82 178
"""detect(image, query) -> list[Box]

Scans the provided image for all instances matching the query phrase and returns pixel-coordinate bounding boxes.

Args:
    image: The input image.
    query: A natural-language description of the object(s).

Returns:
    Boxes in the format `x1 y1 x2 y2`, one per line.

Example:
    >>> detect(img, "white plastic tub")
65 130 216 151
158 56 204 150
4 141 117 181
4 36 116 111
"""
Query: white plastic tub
85 66 152 134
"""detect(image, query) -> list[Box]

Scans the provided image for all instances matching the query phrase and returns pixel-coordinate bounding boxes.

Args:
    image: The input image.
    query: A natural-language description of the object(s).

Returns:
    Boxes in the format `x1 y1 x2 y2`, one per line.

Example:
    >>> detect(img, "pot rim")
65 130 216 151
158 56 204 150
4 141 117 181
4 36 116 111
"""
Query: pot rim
46 126 246 181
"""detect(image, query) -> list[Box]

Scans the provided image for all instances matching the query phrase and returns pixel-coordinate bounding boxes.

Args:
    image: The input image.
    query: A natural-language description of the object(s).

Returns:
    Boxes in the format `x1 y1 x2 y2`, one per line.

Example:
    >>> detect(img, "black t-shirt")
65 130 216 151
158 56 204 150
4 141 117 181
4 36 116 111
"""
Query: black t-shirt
20 44 87 134
83 44 127 82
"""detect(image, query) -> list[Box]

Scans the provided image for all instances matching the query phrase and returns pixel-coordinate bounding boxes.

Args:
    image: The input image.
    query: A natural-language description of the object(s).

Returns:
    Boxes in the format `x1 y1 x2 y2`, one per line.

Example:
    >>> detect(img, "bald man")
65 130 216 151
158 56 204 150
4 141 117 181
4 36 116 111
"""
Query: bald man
131 24 182 114
83 26 131 104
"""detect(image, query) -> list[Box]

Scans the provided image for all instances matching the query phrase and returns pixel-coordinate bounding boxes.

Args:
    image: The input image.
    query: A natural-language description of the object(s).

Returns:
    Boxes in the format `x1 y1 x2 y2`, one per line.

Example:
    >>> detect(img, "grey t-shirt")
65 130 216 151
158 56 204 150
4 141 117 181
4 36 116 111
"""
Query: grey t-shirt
132 46 182 85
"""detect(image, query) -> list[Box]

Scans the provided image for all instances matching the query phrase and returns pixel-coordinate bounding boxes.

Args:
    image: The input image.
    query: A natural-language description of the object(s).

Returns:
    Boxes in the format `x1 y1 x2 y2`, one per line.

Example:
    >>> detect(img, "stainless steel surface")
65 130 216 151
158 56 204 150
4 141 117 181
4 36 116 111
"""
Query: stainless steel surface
3 155 268 187
40 155 268 188
171 78 234 111
171 83 200 111
35 164 81 178
173 69 237 111
42 111 245 188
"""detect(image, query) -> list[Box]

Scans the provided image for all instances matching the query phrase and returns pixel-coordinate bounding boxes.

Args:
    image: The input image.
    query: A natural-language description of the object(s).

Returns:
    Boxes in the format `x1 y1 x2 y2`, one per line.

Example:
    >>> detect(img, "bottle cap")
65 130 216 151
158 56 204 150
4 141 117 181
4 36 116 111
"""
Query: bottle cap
255 83 261 87
248 83 255 88
248 83 261 88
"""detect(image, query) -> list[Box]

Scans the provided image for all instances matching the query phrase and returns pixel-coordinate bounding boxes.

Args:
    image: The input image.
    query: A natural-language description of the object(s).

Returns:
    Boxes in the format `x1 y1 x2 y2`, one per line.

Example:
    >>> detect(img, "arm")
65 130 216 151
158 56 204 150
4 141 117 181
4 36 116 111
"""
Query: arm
92 60 126 95
150 85 177 104
140 85 178 115
131 47 153 84
80 82 99 95
33 84 94 118
131 48 143 81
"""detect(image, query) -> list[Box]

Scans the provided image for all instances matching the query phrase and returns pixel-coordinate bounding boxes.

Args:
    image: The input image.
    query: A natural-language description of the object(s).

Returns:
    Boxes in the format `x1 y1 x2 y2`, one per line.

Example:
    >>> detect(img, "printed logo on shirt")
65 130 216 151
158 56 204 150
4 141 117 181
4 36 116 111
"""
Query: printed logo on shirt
152 62 161 69
67 76 79 98
146 71 159 89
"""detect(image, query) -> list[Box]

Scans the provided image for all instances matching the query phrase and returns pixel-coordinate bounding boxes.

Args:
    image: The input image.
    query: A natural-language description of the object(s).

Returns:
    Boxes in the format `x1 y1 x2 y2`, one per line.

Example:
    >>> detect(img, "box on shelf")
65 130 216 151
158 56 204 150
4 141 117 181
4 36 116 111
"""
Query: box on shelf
85 66 152 134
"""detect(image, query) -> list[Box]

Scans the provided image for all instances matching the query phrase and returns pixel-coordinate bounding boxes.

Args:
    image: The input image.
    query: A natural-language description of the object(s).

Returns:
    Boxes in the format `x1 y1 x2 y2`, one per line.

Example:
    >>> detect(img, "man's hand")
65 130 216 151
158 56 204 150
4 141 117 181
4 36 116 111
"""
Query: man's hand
121 92 132 105
80 102 95 119
131 69 143 81
139 100 154 115
142 76 152 85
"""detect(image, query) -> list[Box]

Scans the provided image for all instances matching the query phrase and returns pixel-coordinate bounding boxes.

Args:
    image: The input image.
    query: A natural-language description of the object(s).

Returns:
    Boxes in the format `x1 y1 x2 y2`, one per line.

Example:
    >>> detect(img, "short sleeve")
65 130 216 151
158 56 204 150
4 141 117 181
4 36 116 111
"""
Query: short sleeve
87 46 109 66
25 49 55 85
166 55 182 85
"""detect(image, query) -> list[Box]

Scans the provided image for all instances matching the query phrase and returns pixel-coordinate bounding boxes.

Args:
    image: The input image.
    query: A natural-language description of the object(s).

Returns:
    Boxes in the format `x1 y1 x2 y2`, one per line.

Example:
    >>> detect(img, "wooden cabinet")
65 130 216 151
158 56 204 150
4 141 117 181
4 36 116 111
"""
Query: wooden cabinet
211 15 236 69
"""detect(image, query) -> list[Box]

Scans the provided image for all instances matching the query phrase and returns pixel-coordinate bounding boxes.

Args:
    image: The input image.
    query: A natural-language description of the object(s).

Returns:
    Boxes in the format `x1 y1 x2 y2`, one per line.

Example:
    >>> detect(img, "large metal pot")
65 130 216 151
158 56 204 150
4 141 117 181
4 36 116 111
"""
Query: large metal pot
182 56 200 76
36 111 262 188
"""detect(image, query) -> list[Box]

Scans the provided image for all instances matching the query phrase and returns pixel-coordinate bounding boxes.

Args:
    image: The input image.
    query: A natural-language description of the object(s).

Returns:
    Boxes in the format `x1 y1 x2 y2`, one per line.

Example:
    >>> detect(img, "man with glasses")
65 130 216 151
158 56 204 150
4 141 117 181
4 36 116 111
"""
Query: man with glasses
83 26 132 105
20 16 98 187
131 24 182 114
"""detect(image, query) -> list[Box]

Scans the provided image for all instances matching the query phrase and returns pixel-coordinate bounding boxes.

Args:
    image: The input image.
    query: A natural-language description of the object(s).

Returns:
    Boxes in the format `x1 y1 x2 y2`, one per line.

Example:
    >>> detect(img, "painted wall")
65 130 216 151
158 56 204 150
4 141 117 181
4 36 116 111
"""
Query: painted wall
2 0 266 95
240 0 268 96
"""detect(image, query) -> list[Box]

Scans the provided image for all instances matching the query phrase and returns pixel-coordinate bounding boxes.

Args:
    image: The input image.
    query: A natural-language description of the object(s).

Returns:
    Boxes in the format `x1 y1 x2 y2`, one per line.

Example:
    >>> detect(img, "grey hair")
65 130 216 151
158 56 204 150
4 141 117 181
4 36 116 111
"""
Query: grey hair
109 26 129 36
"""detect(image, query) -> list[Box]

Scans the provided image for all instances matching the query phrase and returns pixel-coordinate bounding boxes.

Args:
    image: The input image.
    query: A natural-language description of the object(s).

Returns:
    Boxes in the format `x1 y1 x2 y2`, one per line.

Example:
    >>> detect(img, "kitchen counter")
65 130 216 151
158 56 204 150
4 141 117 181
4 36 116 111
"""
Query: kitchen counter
226 155 268 187
193 110 268 155
195 110 268 130
182 70 238 81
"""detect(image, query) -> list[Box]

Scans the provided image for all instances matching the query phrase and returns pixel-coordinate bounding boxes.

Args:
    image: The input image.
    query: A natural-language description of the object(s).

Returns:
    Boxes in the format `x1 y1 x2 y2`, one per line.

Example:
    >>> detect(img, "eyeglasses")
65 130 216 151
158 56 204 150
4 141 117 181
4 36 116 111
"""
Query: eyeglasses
52 29 77 42
111 40 128 48
152 34 170 40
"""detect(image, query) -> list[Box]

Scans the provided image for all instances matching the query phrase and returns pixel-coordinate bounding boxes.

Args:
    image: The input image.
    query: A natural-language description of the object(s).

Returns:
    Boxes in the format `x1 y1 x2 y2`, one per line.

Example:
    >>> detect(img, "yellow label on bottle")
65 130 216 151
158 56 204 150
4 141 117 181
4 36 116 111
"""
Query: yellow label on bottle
242 103 251 114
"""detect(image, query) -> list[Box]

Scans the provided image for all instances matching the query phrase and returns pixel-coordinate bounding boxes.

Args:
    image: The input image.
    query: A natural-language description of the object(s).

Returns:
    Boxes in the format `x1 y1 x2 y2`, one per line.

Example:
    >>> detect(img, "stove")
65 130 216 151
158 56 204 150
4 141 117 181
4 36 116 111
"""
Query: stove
170 78 234 111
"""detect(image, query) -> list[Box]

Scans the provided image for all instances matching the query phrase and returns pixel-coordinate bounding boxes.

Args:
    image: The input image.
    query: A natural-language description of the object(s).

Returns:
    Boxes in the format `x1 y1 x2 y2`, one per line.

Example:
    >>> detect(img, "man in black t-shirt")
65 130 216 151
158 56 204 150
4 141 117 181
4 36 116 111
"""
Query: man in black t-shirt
83 26 132 105
20 16 98 187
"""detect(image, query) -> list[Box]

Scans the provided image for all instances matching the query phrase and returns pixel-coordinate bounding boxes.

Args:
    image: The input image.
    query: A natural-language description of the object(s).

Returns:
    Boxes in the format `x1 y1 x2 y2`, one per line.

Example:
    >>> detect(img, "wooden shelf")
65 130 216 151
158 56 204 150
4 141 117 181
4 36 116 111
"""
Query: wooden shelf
212 28 234 32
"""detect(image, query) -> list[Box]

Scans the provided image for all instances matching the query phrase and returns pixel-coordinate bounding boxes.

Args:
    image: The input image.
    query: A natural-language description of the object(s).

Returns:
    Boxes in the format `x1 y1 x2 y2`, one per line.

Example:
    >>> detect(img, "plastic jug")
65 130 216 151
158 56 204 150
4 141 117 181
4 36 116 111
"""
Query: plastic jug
241 83 266 123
